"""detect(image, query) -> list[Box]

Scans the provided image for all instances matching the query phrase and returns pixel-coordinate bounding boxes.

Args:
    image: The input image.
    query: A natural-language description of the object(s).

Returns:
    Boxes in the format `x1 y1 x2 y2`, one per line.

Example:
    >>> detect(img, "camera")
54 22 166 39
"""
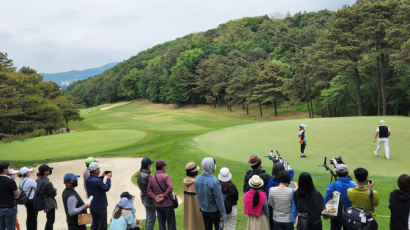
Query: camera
319 156 345 183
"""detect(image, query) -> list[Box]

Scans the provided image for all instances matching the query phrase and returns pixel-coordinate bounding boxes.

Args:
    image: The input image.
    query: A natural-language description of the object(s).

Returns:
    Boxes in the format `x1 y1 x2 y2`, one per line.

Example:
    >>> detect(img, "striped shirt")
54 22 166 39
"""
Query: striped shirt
268 186 293 223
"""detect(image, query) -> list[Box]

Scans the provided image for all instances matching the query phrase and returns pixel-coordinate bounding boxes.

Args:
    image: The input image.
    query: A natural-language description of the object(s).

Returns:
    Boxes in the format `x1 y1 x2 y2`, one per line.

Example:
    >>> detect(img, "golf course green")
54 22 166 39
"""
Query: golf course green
1 100 408 229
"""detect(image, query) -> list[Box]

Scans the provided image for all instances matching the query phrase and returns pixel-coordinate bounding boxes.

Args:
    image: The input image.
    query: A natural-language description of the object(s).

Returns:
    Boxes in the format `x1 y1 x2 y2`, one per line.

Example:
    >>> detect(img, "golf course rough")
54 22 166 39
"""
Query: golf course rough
194 116 410 176
0 129 146 161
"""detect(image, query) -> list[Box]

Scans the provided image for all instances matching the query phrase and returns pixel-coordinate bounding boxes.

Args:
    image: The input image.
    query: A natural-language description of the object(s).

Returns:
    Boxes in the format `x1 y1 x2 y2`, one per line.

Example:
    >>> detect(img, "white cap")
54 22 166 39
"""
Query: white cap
218 167 232 182
380 120 385 125
300 124 307 128
88 162 103 171
19 167 33 175
8 168 19 175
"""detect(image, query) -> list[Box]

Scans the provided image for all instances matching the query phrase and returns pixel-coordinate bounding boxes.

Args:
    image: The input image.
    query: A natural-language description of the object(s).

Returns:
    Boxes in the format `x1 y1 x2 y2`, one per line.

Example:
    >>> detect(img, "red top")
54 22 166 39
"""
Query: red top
147 170 174 207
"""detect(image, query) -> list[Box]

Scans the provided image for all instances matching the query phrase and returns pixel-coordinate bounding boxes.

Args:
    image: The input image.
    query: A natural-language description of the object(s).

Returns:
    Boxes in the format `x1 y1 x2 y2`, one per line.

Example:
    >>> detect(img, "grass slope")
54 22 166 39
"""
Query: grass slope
0 130 145 164
2 100 408 229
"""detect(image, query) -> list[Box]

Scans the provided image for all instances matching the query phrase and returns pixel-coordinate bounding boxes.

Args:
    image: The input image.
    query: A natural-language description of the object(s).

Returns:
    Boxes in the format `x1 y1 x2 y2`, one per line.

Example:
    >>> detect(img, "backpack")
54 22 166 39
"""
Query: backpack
16 179 29 205
342 189 378 230
33 182 45 211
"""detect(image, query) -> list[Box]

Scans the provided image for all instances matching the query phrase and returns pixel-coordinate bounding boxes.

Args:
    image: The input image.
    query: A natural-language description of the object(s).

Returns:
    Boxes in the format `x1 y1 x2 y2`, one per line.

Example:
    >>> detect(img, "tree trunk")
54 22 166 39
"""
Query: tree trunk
306 98 311 118
273 97 278 117
327 103 330 117
352 67 364 116
310 97 314 118
258 101 263 117
379 54 387 115
376 56 381 116
321 106 325 117
241 103 245 111
246 104 249 115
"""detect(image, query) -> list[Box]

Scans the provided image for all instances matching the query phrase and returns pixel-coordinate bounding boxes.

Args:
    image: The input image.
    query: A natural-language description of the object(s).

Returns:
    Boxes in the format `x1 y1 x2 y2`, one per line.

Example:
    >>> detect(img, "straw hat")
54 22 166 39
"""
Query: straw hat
248 175 264 188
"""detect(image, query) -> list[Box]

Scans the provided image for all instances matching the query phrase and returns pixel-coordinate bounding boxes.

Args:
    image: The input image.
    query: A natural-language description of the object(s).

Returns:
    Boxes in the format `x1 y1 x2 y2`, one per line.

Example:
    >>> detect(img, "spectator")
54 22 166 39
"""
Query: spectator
37 164 57 230
195 157 226 230
86 162 112 230
83 157 98 194
268 171 293 230
137 157 156 230
19 167 38 230
147 160 176 230
266 162 297 230
108 197 137 230
294 172 325 230
324 164 356 230
218 167 238 230
62 173 90 230
389 174 410 230
243 155 270 193
0 162 19 230
112 192 136 217
7 169 20 230
243 175 270 230
348 168 379 217
183 162 204 230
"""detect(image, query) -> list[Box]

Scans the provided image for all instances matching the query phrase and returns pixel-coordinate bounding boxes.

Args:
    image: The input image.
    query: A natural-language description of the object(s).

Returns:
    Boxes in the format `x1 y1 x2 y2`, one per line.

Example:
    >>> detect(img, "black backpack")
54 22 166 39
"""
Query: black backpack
16 180 29 205
33 182 45 211
342 189 378 230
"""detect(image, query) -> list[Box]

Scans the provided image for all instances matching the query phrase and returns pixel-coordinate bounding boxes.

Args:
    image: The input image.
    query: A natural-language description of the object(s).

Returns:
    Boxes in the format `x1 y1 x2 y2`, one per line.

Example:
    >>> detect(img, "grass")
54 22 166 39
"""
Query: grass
1 99 408 229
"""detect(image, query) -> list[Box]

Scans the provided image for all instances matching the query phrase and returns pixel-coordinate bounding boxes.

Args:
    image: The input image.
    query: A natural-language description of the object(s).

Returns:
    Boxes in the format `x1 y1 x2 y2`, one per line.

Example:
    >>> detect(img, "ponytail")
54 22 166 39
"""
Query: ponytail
252 189 260 207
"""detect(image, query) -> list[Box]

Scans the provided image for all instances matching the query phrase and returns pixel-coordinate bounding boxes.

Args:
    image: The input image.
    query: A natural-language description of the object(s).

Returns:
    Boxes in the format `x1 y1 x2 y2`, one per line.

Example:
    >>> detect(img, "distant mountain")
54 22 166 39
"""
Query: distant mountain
41 62 118 89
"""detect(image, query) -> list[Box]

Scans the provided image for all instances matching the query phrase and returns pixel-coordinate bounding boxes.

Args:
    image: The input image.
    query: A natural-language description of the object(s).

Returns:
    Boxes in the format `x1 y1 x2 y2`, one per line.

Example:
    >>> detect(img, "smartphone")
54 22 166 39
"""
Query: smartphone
103 170 112 175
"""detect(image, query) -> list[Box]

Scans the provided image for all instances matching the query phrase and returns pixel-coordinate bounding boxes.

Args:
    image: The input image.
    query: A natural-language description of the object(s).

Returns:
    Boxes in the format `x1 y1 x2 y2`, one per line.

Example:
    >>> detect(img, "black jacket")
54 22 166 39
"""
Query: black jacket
243 169 270 193
389 189 410 230
294 190 325 223
221 182 238 214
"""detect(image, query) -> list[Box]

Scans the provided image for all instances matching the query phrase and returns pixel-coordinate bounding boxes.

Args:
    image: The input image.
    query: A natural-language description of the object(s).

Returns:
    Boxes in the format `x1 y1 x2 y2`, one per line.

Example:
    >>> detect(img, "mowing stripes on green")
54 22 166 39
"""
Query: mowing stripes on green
0 129 146 162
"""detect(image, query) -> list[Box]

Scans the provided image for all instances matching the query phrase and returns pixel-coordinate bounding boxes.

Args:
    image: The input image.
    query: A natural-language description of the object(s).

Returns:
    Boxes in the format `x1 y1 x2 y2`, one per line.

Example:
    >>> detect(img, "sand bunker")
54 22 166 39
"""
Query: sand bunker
16 157 144 230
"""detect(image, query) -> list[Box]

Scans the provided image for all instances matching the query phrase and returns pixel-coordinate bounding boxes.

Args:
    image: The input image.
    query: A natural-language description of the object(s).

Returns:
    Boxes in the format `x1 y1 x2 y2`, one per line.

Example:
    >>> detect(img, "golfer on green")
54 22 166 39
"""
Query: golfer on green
299 124 307 158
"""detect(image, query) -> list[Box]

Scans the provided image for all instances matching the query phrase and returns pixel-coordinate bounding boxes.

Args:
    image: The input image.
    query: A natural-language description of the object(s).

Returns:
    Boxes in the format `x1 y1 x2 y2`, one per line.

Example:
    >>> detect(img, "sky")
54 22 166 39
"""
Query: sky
0 0 355 73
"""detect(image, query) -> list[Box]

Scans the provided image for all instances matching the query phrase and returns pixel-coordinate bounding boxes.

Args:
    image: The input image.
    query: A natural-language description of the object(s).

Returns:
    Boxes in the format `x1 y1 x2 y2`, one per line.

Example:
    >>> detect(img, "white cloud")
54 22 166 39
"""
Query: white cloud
0 0 355 73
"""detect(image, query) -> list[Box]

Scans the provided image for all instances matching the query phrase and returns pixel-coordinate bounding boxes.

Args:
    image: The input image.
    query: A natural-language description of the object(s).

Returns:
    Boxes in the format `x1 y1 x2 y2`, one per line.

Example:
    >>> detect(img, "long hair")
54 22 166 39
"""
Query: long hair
296 172 316 199
272 162 285 180
113 208 122 219
252 189 260 207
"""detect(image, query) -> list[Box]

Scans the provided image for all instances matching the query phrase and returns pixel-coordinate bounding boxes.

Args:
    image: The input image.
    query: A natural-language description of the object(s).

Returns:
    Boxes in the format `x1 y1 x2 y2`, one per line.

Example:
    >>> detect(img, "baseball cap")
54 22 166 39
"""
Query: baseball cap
300 124 307 128
336 164 348 174
380 120 385 125
8 168 19 175
88 162 103 171
64 173 80 183
141 158 155 168
85 157 98 165
19 167 33 175
38 164 53 175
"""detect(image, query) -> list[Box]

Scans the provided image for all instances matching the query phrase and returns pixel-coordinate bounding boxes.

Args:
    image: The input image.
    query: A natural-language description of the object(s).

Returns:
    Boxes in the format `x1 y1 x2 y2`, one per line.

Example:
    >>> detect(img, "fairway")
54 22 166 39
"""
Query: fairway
2 101 407 229
195 116 410 176
0 129 145 162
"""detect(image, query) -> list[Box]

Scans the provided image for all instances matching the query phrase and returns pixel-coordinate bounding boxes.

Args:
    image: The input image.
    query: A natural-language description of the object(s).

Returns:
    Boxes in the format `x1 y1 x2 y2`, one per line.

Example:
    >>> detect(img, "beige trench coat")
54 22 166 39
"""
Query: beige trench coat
184 177 205 230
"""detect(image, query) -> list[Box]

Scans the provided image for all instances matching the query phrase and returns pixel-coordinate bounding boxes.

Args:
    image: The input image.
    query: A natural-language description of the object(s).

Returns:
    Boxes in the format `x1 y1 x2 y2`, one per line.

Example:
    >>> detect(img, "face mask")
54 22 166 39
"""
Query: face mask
71 180 78 187
11 175 17 180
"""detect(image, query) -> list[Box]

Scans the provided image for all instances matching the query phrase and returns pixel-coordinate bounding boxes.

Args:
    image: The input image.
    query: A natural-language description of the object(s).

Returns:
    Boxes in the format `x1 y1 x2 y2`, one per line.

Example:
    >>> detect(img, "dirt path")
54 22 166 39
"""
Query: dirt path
16 157 144 230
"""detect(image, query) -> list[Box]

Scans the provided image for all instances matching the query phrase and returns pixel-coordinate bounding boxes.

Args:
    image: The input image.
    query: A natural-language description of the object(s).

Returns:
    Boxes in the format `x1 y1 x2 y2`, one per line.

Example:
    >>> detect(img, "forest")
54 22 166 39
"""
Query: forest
0 53 82 140
65 0 408 117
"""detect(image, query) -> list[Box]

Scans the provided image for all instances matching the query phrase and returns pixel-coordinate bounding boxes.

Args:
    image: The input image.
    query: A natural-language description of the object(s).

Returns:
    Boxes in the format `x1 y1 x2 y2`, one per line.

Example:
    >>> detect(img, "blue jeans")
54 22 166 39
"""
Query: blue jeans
0 206 17 230
142 201 156 230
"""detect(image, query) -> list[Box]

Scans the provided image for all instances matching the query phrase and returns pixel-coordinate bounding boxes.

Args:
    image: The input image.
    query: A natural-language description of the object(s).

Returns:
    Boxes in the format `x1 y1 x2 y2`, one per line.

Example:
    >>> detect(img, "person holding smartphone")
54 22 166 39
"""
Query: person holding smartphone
86 162 112 230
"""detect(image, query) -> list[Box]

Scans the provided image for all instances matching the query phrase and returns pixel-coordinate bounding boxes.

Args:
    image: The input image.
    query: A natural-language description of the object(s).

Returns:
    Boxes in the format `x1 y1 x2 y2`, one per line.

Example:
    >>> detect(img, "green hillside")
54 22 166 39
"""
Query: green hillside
67 1 410 117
